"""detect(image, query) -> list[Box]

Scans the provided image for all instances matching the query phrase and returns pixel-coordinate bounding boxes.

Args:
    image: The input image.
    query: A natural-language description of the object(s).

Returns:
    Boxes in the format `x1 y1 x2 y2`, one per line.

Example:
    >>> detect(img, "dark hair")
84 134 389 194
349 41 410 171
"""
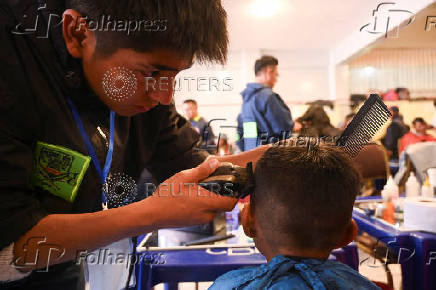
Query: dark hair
433 100 436 107
68 0 228 64
389 106 399 114
183 99 197 105
252 146 361 251
254 55 278 76
395 87 409 93
412 117 426 125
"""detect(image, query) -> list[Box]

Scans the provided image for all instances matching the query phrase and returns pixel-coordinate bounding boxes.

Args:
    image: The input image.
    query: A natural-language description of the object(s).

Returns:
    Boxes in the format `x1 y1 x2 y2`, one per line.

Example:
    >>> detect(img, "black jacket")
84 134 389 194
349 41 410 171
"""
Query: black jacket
382 117 408 159
0 0 206 288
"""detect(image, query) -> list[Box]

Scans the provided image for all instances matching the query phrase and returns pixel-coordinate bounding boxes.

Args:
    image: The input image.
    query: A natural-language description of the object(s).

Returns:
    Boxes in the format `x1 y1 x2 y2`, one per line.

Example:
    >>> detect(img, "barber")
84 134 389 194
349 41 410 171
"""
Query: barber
0 0 267 289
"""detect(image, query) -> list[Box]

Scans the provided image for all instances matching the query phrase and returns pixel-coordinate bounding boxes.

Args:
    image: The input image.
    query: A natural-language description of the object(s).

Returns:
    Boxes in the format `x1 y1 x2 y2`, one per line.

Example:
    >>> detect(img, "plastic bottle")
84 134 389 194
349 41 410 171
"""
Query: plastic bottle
381 176 399 201
421 176 434 198
405 172 420 198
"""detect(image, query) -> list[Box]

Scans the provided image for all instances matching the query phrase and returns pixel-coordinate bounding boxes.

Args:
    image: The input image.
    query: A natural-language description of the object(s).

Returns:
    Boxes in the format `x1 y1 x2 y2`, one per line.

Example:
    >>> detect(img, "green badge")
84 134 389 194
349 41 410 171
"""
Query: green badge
243 122 258 138
31 142 90 202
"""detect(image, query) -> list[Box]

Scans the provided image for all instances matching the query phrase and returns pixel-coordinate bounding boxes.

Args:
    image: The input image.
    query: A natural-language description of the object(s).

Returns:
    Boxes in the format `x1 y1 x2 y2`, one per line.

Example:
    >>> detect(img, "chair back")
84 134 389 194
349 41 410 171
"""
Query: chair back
353 143 389 180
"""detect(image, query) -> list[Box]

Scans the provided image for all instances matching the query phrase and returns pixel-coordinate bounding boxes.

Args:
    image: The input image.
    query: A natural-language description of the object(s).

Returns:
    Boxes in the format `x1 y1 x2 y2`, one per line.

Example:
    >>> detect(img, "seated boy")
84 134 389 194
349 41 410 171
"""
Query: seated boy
210 146 379 289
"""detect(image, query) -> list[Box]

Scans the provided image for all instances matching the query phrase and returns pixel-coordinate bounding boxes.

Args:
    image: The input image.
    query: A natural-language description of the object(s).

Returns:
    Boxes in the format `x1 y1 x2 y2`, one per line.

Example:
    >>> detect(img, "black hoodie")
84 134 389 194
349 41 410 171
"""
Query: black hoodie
0 1 206 288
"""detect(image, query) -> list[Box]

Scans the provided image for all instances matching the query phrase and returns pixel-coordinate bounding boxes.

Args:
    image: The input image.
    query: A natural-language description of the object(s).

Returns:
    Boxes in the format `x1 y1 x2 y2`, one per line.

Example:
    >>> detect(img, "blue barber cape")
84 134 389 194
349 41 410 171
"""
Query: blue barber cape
209 255 380 290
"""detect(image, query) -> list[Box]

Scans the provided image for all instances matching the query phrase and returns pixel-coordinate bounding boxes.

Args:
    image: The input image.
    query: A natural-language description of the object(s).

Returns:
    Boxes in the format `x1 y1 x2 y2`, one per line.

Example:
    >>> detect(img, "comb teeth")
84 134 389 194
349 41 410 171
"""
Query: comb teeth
336 94 391 157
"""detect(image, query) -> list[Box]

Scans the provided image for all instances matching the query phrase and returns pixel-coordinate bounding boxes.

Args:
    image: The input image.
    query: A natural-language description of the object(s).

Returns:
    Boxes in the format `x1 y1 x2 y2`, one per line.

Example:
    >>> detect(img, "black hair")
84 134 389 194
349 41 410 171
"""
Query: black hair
254 55 278 76
183 99 197 105
389 106 399 114
68 0 228 64
252 146 361 251
412 117 426 125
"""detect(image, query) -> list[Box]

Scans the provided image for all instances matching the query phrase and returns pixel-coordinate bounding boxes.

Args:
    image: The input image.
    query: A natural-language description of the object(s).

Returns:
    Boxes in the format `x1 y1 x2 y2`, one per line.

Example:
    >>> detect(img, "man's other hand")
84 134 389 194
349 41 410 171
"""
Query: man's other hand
145 158 237 228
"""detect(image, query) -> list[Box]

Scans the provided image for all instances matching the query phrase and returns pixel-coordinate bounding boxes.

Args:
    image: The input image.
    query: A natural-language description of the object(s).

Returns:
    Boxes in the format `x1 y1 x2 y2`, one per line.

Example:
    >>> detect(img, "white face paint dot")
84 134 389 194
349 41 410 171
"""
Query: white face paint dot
103 172 137 208
102 66 137 102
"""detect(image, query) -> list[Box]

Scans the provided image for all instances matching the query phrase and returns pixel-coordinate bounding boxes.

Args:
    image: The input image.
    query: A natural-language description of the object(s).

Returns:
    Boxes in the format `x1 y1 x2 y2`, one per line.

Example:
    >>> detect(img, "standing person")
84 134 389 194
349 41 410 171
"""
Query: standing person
0 1 269 289
238 55 294 151
182 99 215 149
382 106 408 162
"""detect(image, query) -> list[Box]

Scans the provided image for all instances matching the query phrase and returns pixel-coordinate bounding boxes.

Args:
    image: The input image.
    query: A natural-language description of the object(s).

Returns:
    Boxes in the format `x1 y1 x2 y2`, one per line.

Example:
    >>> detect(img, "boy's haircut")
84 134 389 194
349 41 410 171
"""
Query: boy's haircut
252 146 361 251
183 99 197 105
68 0 228 64
254 55 278 75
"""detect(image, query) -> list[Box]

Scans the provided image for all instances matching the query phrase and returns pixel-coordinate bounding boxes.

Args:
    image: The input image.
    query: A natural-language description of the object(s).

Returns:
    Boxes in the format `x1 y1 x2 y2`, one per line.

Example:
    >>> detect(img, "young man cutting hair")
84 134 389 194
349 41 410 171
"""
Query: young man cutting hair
0 1 268 289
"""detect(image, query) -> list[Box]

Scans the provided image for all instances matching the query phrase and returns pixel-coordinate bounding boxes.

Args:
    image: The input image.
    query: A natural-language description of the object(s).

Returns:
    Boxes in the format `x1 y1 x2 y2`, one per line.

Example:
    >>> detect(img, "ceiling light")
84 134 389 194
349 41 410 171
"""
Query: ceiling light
249 0 282 18
363 66 376 76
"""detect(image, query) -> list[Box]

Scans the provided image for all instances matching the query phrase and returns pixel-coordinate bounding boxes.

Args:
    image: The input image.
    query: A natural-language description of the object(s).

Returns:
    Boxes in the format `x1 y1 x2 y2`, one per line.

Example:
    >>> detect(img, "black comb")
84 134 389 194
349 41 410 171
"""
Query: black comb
336 94 391 157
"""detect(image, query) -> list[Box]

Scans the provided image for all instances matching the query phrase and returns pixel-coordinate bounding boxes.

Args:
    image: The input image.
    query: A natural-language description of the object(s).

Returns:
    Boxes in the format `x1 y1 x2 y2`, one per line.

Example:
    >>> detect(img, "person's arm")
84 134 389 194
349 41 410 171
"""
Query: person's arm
383 124 397 158
13 158 236 271
217 144 270 168
263 94 294 134
383 124 399 151
0 103 232 273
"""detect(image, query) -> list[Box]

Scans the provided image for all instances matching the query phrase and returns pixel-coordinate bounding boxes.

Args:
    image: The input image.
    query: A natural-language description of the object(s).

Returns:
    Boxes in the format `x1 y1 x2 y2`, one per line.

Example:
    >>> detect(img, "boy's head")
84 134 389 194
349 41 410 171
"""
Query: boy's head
63 0 228 116
242 146 361 260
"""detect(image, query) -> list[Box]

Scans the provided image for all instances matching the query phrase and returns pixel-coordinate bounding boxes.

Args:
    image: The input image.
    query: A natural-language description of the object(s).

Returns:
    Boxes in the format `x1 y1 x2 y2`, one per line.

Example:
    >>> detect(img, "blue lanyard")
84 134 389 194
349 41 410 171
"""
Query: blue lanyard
66 97 115 209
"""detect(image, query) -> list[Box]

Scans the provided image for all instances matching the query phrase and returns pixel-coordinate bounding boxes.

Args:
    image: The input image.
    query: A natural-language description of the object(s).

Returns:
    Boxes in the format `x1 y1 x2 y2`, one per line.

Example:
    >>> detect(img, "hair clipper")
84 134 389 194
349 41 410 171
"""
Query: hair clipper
199 162 254 199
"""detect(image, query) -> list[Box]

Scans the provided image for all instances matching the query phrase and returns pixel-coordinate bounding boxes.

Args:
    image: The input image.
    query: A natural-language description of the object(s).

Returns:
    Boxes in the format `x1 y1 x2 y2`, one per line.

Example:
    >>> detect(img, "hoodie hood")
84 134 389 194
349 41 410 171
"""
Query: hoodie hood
241 83 267 101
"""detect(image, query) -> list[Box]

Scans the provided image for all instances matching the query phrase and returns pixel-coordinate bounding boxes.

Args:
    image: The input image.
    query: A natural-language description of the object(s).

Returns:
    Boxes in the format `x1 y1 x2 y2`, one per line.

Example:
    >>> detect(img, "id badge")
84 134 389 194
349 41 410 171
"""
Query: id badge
31 141 90 202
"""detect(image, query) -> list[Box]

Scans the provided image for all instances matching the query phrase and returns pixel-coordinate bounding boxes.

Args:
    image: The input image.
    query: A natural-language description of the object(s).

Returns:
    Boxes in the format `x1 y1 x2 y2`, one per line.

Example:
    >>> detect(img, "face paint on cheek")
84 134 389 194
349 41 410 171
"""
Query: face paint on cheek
102 66 138 103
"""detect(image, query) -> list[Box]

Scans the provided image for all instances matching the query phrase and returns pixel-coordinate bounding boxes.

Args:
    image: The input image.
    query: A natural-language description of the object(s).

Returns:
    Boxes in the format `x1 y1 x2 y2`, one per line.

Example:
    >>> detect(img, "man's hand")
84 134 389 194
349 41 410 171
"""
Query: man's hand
12 158 236 271
145 157 237 228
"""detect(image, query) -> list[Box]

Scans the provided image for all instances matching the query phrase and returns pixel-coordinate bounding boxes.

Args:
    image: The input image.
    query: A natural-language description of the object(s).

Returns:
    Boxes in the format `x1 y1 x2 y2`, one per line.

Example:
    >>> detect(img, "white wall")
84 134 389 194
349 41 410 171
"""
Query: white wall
173 49 333 142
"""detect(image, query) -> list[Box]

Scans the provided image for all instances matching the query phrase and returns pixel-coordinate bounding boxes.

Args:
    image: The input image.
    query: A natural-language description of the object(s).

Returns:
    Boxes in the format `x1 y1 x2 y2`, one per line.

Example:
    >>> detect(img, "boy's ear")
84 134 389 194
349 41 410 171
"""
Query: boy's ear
337 219 358 248
241 204 256 238
62 9 93 58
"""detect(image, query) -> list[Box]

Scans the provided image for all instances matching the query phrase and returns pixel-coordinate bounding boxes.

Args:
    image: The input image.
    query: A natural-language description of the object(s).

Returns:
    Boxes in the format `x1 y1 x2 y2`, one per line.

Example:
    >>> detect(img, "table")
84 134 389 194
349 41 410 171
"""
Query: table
353 207 436 290
134 241 359 290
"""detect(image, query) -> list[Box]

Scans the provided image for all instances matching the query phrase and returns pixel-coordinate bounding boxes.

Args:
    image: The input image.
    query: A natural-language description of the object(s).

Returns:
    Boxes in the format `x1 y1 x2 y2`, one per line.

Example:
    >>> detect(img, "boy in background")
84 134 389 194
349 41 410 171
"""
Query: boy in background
211 146 379 289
